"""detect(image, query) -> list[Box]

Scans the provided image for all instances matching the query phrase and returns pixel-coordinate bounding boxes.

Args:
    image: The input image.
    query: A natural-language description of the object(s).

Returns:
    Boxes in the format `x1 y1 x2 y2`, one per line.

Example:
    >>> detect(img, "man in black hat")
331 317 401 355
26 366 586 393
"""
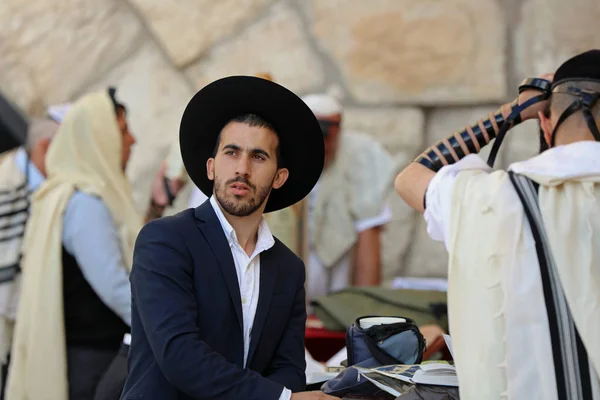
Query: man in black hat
394 50 600 399
121 76 339 400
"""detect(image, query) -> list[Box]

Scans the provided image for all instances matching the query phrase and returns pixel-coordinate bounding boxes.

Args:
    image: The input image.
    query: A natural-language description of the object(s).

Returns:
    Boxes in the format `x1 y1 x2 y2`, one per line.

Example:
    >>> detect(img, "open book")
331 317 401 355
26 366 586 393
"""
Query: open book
355 362 458 397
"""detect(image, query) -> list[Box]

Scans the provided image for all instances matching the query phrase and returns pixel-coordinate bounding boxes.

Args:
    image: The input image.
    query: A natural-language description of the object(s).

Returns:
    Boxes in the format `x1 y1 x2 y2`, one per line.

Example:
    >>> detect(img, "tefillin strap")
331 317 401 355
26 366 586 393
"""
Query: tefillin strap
486 78 552 167
550 87 600 147
415 77 552 171
415 111 505 172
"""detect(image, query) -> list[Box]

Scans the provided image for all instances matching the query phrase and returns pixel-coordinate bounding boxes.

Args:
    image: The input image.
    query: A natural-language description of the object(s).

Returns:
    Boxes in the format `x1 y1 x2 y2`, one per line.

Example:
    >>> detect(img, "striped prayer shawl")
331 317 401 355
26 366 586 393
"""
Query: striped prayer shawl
510 171 600 400
0 166 28 284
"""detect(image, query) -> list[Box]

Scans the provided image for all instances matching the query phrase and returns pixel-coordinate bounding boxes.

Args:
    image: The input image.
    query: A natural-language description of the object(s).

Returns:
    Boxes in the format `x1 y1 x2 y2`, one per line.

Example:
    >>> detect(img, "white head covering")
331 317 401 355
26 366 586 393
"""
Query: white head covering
301 85 344 117
46 103 73 123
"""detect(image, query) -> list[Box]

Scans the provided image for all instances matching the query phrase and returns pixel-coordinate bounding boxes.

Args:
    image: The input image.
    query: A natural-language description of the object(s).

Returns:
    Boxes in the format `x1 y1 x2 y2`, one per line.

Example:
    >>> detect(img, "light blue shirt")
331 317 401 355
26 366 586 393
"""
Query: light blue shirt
14 147 131 326
62 192 132 326
14 147 44 192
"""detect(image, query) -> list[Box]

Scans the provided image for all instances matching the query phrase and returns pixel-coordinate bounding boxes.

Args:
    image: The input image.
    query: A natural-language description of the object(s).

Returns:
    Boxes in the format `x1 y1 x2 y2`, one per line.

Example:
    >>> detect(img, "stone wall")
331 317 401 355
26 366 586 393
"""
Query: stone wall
2 0 599 282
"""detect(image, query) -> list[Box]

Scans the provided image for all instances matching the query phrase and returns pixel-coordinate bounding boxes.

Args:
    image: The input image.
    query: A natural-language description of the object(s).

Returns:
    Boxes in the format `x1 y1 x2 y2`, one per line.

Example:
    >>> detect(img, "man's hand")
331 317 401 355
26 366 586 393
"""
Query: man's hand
150 161 184 208
518 72 555 121
291 391 341 399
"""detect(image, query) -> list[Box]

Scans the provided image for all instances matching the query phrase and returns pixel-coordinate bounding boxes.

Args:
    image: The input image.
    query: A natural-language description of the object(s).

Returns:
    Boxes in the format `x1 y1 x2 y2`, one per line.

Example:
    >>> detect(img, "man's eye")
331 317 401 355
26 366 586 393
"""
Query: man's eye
253 155 265 160
225 150 236 156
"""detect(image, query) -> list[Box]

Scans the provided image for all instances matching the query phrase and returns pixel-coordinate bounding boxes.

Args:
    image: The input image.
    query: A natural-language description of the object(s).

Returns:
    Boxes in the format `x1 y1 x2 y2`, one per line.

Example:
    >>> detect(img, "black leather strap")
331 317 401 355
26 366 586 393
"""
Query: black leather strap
551 100 582 147
519 77 552 96
481 112 505 140
435 141 456 165
163 177 176 206
487 93 549 167
583 108 600 141
470 124 488 148
447 135 465 159
460 130 478 154
415 154 442 172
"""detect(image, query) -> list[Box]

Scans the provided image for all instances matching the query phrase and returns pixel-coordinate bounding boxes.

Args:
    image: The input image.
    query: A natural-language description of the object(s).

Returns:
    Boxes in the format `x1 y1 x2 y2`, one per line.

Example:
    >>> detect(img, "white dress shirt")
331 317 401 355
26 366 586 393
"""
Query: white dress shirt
209 196 291 400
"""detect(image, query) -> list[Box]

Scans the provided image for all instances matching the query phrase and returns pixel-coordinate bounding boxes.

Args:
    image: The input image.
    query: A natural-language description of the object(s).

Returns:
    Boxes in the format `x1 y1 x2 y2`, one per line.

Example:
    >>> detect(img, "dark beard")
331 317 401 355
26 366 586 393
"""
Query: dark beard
214 175 273 217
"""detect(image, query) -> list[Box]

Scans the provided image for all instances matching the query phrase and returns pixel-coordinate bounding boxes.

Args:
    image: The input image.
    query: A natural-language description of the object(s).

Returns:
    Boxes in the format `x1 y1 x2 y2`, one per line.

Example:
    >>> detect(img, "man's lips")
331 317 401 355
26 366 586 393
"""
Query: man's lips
230 182 251 195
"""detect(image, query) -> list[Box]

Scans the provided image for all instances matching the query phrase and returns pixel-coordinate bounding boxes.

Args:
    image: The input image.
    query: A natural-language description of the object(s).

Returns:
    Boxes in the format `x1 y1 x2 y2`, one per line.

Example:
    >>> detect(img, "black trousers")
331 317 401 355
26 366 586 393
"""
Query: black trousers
93 343 129 400
67 346 117 400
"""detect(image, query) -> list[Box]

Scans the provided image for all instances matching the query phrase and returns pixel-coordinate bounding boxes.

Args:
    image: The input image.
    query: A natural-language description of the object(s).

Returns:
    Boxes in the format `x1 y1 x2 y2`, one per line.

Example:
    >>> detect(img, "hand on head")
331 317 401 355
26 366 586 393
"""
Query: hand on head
517 72 555 121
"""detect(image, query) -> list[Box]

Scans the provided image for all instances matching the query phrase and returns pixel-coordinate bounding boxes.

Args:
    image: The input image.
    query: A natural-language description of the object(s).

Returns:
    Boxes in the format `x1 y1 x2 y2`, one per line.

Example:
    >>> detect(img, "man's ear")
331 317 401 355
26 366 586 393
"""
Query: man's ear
272 168 289 190
538 111 553 148
206 158 215 181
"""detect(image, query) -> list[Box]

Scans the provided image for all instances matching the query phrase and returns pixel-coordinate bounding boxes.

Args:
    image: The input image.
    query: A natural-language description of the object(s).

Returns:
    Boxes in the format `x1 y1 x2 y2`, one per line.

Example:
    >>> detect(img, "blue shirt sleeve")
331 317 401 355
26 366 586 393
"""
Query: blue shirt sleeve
62 191 132 326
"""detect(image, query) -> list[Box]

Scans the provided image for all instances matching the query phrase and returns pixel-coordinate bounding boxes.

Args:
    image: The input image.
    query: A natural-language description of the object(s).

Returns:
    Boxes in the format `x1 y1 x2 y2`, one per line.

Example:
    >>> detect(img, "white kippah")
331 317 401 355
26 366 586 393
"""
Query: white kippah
47 103 73 123
301 85 344 117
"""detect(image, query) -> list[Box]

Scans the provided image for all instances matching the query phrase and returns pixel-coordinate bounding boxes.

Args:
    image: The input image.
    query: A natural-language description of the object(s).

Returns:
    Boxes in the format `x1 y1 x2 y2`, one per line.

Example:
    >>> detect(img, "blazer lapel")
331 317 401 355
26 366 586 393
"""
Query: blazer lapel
247 248 278 366
194 202 243 333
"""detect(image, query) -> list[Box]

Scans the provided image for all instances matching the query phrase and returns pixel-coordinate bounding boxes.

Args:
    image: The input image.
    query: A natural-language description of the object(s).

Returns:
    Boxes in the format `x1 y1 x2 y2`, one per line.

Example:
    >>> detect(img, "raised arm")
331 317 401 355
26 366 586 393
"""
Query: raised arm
395 74 553 213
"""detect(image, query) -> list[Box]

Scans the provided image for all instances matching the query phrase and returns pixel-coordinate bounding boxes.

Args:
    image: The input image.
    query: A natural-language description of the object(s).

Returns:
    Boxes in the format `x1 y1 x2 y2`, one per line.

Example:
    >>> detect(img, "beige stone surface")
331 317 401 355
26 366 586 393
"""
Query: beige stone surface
83 42 194 213
404 217 448 278
307 0 507 104
128 0 276 67
0 0 143 114
343 107 425 157
515 0 600 80
502 120 542 167
381 192 418 281
185 2 325 95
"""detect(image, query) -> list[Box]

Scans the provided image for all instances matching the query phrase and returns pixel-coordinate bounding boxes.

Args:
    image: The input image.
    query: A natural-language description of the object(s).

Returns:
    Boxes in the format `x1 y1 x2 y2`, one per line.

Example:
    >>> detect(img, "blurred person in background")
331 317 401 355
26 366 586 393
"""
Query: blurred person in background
0 115 62 397
300 91 395 306
5 88 141 400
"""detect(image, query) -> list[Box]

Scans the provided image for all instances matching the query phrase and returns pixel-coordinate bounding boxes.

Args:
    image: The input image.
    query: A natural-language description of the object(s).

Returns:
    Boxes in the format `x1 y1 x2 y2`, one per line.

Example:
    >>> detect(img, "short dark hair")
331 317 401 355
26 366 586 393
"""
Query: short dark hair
549 80 600 121
212 113 284 168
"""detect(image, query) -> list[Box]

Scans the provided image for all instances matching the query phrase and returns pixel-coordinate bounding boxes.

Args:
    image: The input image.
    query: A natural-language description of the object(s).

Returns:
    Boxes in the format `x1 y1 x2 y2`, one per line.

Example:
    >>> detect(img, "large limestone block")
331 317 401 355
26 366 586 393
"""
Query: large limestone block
185 2 325 95
381 193 418 281
83 43 194 213
306 0 507 104
342 107 425 158
403 218 448 278
515 0 600 80
128 0 276 67
502 120 542 167
0 0 143 114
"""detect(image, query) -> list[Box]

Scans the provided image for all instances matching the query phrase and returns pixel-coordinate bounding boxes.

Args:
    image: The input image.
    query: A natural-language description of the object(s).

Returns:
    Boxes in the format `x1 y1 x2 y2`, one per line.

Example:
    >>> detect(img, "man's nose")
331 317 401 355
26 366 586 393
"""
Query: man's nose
235 154 251 176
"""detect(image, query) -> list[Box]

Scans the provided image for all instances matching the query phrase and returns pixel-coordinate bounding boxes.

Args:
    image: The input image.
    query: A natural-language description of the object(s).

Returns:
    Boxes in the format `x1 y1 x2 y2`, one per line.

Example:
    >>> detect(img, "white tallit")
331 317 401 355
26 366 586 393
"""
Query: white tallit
6 91 142 400
446 141 600 400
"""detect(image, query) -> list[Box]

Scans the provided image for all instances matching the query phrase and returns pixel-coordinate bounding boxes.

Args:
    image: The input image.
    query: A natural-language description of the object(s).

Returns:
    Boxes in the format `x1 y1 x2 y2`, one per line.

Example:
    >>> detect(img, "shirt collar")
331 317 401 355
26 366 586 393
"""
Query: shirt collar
209 196 275 255
14 147 45 192
509 141 600 179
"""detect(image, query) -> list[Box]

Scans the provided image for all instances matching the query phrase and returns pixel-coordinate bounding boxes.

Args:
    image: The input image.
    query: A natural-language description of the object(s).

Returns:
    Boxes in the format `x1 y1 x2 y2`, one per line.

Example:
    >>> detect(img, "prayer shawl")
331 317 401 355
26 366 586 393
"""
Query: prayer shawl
0 150 26 372
6 92 143 400
312 132 395 268
446 142 600 400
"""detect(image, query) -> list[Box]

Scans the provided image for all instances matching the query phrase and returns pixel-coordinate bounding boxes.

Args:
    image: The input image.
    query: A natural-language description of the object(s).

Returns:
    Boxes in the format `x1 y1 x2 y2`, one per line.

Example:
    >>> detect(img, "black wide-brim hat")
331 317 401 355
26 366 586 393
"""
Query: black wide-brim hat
179 76 325 213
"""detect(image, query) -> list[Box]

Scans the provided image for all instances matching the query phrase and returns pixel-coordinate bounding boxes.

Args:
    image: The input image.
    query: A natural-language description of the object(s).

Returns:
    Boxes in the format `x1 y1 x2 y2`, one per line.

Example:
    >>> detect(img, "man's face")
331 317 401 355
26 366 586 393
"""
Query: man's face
317 113 341 167
116 108 135 171
207 122 288 217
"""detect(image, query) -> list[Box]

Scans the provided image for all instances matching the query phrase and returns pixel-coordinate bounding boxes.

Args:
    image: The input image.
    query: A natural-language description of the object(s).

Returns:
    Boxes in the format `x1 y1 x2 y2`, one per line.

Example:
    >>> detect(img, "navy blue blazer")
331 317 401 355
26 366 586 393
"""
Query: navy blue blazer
120 201 307 400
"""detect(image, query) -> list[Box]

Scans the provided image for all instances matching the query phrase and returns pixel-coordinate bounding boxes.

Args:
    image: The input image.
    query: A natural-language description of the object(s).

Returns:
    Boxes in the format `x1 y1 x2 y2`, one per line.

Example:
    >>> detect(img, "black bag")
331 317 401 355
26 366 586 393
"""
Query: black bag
322 316 426 397
347 316 426 367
